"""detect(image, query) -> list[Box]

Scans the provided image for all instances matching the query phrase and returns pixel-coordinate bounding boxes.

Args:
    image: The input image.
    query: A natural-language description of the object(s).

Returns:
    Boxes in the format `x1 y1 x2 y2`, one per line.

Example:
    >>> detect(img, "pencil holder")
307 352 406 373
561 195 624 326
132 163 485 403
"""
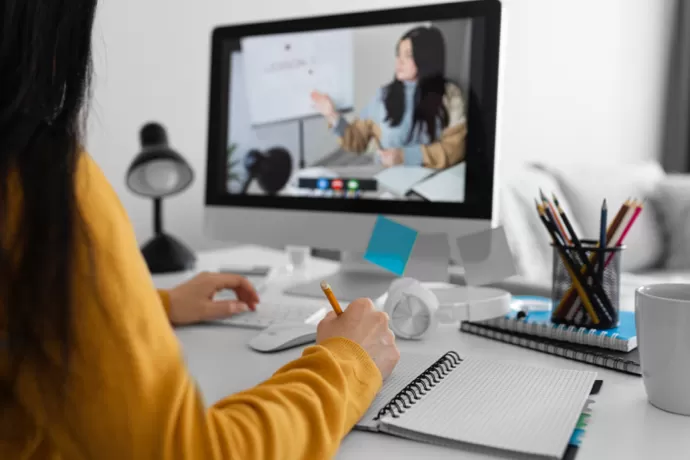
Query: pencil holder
550 240 623 330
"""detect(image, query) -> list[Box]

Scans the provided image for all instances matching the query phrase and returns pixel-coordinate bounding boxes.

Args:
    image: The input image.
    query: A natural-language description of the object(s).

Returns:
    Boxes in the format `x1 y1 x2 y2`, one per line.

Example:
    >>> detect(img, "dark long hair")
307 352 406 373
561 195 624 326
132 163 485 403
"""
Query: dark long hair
0 0 98 404
384 26 449 142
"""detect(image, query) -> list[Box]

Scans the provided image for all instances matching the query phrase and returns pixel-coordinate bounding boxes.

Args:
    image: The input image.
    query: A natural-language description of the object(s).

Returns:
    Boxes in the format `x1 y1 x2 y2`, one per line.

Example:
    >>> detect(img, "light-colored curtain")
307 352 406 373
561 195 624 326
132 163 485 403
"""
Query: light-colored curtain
662 0 690 172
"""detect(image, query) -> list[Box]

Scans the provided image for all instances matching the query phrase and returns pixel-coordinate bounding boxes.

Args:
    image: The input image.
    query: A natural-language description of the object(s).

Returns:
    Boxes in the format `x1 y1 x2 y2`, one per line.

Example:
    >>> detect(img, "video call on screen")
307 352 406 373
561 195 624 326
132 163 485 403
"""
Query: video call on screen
225 18 474 203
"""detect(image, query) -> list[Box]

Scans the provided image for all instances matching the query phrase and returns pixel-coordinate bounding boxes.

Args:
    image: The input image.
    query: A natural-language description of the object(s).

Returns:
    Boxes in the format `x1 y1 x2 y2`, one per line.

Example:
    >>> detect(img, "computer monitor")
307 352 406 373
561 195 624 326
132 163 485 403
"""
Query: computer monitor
205 0 502 300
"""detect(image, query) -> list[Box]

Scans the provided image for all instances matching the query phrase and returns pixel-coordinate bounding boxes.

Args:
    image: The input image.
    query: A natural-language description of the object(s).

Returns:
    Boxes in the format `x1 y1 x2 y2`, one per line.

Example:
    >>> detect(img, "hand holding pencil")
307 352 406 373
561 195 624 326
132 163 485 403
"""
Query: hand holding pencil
317 282 400 380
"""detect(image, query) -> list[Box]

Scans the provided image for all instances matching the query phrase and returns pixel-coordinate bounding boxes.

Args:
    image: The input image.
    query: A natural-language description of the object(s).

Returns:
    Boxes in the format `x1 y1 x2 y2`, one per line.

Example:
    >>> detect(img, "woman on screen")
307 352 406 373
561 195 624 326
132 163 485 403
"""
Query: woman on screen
311 25 467 169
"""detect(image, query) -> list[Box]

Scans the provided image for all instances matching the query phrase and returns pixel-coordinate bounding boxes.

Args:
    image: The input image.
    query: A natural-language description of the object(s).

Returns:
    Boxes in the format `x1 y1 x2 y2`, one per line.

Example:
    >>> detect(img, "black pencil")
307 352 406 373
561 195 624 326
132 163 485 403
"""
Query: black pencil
538 200 615 326
536 203 602 324
550 207 615 327
557 195 623 323
598 200 607 284
556 203 614 316
539 192 565 242
550 196 608 295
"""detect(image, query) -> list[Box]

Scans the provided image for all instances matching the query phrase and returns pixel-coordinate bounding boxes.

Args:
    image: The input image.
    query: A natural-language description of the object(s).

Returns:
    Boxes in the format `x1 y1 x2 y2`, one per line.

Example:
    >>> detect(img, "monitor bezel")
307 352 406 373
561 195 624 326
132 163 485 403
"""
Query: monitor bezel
206 0 501 220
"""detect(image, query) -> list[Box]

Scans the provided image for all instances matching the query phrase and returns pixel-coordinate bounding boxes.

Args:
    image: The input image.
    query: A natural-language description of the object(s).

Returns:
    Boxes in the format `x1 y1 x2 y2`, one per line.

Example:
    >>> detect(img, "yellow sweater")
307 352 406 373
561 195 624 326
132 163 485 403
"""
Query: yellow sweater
0 154 382 459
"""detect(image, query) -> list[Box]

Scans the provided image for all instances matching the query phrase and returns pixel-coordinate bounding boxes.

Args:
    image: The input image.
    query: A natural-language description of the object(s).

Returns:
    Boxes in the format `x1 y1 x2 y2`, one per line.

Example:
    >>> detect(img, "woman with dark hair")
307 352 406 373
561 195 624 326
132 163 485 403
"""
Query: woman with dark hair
0 1 399 458
312 26 467 169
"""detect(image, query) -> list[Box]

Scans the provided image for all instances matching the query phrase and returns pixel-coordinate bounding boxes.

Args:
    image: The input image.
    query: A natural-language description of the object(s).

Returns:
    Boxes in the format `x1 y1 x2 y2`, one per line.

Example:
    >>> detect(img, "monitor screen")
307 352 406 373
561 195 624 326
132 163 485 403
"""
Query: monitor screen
207 1 500 220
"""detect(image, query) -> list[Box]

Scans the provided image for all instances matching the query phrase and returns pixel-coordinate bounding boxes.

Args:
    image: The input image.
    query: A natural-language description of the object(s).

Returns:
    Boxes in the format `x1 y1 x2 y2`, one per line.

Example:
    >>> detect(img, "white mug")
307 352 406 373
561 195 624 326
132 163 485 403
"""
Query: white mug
635 284 690 416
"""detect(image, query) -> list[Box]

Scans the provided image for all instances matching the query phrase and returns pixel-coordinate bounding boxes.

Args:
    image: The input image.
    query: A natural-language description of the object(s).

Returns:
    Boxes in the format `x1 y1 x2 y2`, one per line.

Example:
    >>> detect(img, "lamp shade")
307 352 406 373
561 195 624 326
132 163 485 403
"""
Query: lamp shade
127 123 194 198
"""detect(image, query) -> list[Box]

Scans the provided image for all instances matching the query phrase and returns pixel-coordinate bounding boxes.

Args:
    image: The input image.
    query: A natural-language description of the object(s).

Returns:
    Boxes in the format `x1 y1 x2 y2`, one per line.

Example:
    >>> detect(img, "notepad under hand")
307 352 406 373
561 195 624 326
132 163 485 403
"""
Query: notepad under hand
355 351 599 459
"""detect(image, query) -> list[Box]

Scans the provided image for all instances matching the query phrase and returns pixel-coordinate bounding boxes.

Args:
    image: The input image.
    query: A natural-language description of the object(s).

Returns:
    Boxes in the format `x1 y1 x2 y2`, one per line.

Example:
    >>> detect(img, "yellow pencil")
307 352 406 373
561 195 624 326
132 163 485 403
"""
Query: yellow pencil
536 203 600 325
320 281 343 315
555 198 631 317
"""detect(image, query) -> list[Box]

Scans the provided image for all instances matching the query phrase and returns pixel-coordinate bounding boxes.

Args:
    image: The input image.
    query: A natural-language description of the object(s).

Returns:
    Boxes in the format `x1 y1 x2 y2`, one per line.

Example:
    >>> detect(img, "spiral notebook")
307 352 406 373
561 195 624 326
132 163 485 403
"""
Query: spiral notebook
461 322 641 376
482 301 637 352
356 351 599 459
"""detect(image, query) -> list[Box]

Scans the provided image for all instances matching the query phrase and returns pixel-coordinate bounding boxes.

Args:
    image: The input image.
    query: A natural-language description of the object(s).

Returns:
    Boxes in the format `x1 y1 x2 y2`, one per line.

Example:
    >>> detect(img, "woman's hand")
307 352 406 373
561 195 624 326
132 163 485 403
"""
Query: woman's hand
310 90 338 124
378 148 405 167
167 272 260 326
317 298 400 380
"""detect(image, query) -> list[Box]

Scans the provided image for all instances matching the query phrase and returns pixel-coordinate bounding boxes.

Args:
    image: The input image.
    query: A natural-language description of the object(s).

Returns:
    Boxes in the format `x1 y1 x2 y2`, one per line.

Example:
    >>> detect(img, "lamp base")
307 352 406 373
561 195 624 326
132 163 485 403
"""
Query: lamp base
141 233 196 274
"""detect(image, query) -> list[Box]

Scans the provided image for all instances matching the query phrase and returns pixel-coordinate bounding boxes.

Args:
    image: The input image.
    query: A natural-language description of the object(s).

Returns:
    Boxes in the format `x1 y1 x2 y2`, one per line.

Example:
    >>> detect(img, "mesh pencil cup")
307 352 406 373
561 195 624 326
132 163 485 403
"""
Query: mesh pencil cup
550 240 623 330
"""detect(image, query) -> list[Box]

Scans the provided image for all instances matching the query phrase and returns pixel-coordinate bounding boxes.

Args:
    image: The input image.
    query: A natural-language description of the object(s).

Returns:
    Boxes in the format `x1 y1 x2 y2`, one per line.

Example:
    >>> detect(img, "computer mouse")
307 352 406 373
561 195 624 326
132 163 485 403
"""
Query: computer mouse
248 323 318 353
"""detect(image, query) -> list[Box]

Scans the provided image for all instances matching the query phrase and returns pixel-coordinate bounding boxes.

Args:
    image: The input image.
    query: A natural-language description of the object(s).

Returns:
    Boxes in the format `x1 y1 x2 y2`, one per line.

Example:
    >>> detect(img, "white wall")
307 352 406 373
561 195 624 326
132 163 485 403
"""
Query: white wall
87 0 674 251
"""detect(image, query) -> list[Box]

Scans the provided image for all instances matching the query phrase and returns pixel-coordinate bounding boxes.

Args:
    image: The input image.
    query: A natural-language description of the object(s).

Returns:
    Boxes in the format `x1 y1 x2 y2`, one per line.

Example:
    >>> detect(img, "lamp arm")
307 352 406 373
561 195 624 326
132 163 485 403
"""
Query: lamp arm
153 197 163 236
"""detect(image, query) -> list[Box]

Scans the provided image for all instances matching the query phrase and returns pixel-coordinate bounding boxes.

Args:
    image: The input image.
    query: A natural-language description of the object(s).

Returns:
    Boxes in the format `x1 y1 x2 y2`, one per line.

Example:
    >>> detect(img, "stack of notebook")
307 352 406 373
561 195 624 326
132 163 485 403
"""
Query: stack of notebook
460 296 641 376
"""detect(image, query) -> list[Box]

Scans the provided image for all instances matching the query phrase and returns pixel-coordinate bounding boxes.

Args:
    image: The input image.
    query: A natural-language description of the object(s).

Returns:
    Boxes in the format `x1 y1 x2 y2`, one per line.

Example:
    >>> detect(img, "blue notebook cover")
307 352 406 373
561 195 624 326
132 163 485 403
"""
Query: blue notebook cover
482 296 637 352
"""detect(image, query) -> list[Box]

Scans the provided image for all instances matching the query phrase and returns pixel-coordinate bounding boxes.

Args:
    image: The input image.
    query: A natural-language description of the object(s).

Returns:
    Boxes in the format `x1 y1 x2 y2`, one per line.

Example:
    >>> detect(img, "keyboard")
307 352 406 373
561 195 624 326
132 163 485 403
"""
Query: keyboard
217 303 327 329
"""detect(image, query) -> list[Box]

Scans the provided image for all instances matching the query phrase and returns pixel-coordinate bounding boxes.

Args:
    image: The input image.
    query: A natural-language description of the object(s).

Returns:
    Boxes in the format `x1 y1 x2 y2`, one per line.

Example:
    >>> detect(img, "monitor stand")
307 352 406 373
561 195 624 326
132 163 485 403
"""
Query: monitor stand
284 233 452 302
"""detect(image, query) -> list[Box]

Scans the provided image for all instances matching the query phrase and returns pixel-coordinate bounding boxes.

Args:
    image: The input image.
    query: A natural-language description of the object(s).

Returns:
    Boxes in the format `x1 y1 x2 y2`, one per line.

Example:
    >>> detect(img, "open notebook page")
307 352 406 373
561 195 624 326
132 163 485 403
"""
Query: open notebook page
379 357 597 459
355 351 441 431
411 162 466 202
374 166 437 196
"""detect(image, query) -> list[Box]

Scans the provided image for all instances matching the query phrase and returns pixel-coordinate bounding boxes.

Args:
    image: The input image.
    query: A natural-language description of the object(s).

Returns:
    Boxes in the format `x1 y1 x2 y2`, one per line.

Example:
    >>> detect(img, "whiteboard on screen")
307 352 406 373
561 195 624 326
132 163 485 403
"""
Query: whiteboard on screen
240 30 354 126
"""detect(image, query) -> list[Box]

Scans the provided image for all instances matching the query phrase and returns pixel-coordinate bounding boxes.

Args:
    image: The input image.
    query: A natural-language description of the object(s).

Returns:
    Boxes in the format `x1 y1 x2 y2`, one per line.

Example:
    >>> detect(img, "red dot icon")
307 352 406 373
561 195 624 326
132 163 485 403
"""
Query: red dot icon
331 179 344 190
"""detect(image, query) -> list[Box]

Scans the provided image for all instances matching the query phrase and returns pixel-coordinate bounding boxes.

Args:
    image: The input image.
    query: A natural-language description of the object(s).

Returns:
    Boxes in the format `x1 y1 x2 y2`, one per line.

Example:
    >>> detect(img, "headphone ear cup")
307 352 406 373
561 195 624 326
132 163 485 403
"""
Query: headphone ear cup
384 278 419 316
387 277 419 296
384 280 439 340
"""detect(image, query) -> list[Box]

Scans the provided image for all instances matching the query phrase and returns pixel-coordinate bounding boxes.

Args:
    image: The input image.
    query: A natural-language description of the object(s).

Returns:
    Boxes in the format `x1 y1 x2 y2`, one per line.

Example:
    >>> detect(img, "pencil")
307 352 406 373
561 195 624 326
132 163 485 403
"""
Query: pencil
602 199 630 246
556 202 581 248
320 281 343 315
607 199 635 250
598 200 607 283
604 200 643 266
536 203 600 325
556 199 630 316
542 189 569 243
556 202 612 314
539 208 601 325
539 198 615 325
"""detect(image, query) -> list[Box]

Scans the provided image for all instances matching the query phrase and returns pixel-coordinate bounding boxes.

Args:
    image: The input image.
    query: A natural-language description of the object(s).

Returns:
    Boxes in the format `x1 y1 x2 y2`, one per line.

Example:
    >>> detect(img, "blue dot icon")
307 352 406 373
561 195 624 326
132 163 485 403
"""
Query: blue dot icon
317 178 330 190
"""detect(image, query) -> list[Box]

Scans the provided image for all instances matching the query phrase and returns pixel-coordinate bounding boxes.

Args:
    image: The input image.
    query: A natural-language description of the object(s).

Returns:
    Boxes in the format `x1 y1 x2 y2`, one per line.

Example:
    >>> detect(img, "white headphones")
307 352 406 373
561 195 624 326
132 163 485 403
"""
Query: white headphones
383 278 512 340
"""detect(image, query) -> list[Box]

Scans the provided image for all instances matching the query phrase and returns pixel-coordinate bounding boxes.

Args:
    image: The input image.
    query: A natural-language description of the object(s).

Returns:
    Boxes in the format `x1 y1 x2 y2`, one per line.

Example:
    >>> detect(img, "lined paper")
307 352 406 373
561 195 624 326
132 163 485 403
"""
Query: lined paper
379 356 596 459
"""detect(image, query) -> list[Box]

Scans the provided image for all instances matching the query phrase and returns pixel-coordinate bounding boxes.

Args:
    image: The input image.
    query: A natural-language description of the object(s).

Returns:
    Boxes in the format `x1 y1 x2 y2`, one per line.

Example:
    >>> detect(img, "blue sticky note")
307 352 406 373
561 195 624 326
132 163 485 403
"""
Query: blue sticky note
364 216 418 275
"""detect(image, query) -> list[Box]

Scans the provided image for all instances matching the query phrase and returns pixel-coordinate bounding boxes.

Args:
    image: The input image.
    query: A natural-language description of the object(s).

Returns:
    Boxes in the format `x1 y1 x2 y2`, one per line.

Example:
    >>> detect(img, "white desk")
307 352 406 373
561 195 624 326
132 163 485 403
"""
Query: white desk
153 244 690 460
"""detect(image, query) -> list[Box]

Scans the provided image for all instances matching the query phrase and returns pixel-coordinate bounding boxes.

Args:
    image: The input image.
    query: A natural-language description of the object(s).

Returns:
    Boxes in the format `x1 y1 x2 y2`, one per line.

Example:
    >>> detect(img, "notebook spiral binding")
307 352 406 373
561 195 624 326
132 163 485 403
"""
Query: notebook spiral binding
374 351 462 421
491 317 627 351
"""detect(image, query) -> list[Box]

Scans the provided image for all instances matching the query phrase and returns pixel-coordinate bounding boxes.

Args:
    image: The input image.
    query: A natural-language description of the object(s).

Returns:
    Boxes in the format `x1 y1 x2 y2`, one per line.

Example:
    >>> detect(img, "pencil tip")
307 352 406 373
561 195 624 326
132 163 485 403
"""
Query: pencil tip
603 199 607 209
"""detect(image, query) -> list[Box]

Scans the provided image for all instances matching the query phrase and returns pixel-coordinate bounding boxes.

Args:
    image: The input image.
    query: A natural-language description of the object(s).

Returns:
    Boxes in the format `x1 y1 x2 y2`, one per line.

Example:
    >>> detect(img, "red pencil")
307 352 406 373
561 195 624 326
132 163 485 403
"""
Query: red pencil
605 201 643 266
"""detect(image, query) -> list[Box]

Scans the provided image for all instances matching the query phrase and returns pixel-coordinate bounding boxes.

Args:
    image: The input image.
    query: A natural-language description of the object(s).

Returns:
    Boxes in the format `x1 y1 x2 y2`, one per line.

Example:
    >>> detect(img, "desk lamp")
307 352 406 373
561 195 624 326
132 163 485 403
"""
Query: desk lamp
127 122 196 273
